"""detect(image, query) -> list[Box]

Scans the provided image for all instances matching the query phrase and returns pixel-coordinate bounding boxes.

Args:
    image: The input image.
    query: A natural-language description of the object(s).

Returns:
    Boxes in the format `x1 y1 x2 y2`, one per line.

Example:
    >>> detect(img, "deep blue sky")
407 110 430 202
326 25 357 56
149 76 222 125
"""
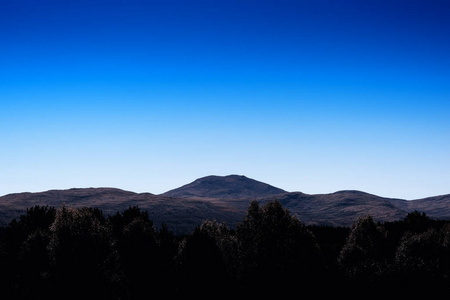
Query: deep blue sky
1 0 449 199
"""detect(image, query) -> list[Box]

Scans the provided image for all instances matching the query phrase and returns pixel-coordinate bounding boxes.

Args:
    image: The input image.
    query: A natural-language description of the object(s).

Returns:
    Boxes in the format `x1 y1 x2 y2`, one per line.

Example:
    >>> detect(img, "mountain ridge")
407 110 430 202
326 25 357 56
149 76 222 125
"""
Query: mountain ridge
1 175 450 233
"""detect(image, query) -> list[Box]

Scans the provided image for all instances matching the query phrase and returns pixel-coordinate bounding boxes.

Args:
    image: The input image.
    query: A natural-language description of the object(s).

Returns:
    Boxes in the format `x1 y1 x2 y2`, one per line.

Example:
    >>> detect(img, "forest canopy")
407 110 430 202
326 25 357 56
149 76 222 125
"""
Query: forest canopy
1 201 450 299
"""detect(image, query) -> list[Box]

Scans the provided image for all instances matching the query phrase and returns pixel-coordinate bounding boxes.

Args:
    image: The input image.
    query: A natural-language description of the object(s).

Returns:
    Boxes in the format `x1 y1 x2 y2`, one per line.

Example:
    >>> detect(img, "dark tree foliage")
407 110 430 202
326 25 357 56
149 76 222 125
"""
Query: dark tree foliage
337 211 450 296
176 220 234 296
403 210 434 233
337 215 391 293
118 214 158 298
2 203 450 298
236 200 322 296
0 205 56 299
47 205 120 300
107 206 178 298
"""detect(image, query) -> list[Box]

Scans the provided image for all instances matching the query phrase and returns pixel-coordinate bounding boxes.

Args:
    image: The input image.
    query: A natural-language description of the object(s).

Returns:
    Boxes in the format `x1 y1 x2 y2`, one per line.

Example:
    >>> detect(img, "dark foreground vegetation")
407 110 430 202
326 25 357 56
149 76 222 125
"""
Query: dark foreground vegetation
1 200 450 299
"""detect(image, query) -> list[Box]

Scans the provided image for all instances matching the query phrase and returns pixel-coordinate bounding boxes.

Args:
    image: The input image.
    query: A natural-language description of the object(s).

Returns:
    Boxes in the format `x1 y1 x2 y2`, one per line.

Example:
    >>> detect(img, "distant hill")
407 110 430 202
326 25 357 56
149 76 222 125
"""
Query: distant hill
161 175 286 199
258 191 450 227
258 190 408 227
388 194 450 221
0 187 240 234
1 175 450 233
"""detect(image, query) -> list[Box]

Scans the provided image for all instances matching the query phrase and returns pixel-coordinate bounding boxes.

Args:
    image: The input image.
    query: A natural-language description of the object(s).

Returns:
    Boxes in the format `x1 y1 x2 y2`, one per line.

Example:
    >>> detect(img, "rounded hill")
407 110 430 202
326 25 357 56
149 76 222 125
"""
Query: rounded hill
161 175 287 200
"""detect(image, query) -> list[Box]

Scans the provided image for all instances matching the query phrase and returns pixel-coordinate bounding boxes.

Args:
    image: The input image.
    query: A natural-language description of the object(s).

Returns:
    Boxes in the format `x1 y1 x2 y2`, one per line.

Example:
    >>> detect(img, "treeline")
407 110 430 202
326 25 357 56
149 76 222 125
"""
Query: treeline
1 200 450 299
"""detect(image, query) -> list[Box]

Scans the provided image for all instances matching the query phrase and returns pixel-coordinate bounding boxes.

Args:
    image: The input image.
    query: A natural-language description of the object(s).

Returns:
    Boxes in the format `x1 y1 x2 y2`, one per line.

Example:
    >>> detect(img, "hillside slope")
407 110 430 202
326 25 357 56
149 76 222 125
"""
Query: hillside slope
259 190 409 227
0 188 241 234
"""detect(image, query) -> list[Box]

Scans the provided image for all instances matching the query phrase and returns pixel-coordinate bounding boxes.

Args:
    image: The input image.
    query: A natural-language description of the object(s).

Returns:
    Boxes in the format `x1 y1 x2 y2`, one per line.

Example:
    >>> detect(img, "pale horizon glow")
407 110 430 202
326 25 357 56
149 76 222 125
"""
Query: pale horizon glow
1 0 449 200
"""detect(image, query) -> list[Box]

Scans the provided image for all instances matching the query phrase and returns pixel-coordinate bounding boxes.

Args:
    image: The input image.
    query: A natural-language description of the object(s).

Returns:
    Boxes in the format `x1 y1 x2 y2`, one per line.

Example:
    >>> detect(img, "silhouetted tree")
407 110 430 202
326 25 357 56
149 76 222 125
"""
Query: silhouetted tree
156 222 179 294
236 200 321 296
7 201 450 297
2 206 56 258
109 206 170 298
176 220 235 296
108 206 150 237
337 215 389 291
403 210 433 233
47 205 121 299
394 227 450 293
122 217 158 297
17 229 51 298
0 205 56 298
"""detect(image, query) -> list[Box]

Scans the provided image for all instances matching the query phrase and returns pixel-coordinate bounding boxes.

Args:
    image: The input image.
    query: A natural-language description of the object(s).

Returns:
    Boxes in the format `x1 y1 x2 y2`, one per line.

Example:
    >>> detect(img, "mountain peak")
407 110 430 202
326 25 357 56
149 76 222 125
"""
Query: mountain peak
162 175 287 199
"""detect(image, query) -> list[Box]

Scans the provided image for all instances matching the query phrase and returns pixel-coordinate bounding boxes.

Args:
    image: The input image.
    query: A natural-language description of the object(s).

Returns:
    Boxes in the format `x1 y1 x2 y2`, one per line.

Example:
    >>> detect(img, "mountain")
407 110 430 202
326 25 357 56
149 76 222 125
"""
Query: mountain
1 175 450 233
259 191 450 227
0 187 240 234
258 190 408 227
161 175 287 199
388 194 450 220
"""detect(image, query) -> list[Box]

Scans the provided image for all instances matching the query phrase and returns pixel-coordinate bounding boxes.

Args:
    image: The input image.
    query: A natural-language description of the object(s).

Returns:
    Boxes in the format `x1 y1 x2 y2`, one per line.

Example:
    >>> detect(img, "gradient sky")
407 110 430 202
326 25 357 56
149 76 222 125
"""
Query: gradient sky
1 0 449 199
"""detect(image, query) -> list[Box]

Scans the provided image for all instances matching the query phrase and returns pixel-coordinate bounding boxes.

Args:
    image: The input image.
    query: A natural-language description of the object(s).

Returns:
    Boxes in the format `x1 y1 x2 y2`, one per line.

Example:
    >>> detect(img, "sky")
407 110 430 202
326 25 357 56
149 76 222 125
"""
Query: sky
1 0 449 200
